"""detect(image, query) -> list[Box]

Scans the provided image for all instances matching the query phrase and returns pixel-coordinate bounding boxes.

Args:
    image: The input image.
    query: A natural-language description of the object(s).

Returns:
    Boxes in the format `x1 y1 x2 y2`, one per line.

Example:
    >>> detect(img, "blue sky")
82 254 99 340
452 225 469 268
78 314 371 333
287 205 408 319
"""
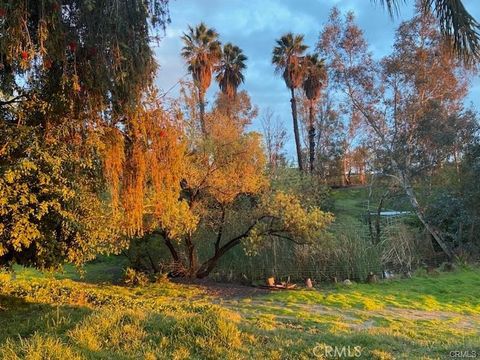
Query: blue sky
154 0 480 159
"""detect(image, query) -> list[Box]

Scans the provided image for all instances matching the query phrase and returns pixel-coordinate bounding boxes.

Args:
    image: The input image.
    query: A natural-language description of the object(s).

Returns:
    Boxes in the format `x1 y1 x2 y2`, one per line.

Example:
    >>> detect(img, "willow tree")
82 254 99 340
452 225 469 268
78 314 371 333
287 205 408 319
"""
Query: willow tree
272 33 308 171
181 23 222 135
302 54 327 173
0 1 171 268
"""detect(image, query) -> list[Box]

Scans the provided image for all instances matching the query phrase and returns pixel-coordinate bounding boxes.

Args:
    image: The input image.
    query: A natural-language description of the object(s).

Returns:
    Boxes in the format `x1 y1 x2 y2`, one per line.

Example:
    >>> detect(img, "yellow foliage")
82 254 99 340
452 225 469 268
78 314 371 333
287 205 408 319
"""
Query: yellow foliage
264 192 334 242
187 112 268 205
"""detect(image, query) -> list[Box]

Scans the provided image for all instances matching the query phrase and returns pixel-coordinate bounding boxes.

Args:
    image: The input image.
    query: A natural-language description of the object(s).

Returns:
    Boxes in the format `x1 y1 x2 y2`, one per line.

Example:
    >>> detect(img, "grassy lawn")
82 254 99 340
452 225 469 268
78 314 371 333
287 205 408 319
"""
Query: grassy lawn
1 260 479 359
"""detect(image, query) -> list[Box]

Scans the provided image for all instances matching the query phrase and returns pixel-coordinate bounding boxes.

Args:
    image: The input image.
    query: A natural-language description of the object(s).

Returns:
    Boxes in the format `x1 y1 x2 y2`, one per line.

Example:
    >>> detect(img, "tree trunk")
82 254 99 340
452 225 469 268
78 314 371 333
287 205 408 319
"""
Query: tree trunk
308 103 316 173
195 239 237 279
342 155 350 186
161 234 179 262
159 232 187 275
195 221 258 278
290 87 303 171
394 163 453 259
198 88 206 135
185 234 197 277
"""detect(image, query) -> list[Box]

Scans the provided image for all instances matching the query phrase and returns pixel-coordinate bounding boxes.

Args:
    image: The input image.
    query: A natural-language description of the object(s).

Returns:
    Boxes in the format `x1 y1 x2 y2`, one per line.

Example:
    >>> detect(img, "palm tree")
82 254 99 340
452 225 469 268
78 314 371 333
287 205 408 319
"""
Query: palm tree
216 43 247 100
181 23 222 134
272 33 308 171
302 54 327 173
376 0 480 62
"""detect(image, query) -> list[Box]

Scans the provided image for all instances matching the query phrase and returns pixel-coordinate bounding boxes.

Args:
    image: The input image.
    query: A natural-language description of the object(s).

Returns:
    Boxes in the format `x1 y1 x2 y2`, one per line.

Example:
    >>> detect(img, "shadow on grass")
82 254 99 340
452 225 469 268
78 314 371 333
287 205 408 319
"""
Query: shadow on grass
0 295 92 344
12 255 129 286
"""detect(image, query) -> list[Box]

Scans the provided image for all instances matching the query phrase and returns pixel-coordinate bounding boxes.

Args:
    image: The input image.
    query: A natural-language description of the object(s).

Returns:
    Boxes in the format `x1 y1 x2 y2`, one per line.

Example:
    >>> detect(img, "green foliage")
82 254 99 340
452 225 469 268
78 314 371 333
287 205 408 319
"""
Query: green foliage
0 0 172 269
122 267 149 287
261 191 334 243
0 124 121 269
270 169 334 210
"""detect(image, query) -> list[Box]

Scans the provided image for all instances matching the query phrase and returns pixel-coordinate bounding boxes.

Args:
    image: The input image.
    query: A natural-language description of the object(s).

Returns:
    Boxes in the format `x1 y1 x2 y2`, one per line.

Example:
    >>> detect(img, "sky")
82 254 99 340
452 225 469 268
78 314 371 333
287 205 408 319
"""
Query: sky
154 0 480 160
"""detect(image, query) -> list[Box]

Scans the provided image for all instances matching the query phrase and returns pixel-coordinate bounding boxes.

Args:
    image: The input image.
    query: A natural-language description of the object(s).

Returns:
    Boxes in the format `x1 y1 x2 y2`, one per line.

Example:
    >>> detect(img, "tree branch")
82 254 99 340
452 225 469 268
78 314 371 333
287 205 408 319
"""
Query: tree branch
0 94 28 107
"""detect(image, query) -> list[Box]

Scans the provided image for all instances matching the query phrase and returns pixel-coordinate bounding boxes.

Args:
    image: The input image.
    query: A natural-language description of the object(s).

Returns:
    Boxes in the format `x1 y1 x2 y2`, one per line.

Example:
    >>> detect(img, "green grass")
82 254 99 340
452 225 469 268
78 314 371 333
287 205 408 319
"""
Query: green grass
332 187 369 219
1 260 480 359
11 255 129 284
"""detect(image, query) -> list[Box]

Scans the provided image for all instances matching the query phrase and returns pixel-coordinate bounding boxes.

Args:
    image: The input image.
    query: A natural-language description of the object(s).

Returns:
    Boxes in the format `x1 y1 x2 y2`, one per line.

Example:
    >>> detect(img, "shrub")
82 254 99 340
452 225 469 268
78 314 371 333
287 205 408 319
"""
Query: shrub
380 223 423 272
122 267 150 287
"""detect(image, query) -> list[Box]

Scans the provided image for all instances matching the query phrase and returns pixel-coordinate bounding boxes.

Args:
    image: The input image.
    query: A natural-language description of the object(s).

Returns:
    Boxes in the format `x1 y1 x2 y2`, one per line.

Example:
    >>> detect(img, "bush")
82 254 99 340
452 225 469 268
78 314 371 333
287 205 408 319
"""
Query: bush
122 267 150 287
380 223 423 272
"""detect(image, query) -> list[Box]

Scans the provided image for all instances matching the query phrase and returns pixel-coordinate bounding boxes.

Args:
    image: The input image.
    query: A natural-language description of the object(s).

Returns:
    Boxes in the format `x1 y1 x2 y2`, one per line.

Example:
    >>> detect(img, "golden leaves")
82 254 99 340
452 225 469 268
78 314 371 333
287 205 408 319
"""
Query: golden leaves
263 191 334 243
188 112 268 205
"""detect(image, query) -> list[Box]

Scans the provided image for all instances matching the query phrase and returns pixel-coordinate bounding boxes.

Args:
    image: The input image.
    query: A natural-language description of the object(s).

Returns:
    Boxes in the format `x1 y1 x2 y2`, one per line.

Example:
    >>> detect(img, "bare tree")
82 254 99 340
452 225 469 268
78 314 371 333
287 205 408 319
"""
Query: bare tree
260 108 288 172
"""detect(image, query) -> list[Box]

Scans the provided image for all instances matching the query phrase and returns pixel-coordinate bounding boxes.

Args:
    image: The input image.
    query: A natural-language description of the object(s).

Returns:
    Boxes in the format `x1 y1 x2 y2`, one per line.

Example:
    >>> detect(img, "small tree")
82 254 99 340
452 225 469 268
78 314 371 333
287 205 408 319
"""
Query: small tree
140 107 333 278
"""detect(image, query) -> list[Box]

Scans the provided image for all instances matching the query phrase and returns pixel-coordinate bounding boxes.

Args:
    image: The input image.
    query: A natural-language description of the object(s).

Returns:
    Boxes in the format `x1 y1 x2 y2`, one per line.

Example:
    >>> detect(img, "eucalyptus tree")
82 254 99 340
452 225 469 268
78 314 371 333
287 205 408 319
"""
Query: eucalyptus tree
319 7 476 259
272 33 308 171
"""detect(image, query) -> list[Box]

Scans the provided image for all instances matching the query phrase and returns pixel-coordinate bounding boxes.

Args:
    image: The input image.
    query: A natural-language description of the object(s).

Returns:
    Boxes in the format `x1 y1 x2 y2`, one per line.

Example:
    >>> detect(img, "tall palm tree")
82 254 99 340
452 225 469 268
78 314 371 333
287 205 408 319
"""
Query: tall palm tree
375 0 480 62
181 23 222 134
216 43 247 100
272 33 308 171
302 54 327 173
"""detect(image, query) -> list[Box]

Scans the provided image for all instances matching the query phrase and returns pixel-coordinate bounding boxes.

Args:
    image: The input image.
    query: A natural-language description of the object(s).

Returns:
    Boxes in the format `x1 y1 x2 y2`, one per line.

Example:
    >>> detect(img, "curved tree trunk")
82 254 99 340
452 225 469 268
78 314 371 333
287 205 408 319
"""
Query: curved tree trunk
392 161 453 259
195 235 241 279
195 220 259 278
308 103 316 173
290 87 303 171
155 230 186 276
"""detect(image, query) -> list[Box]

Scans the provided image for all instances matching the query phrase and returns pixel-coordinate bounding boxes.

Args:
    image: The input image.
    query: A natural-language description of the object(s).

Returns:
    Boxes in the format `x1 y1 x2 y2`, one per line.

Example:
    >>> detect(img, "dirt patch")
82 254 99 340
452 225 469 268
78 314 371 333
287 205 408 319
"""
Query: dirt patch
171 278 272 299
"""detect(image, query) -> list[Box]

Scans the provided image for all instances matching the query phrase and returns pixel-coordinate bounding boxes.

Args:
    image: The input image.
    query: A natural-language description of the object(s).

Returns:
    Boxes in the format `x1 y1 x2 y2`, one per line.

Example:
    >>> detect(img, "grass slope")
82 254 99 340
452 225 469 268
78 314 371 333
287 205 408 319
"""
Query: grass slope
1 261 479 359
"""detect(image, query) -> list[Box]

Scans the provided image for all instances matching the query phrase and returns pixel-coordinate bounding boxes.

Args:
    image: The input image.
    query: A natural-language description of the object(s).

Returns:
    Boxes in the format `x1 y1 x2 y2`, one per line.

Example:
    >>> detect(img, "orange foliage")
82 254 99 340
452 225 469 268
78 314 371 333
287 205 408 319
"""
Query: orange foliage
187 112 267 205
102 100 192 238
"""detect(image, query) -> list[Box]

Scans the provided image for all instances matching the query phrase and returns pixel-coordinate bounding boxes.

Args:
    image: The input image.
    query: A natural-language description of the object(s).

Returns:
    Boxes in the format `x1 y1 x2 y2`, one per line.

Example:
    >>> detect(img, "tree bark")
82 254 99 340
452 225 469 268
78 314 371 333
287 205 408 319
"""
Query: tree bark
155 230 185 275
195 220 260 278
198 88 206 135
185 234 197 277
308 103 316 173
393 162 453 259
163 235 180 263
195 235 243 279
290 87 303 171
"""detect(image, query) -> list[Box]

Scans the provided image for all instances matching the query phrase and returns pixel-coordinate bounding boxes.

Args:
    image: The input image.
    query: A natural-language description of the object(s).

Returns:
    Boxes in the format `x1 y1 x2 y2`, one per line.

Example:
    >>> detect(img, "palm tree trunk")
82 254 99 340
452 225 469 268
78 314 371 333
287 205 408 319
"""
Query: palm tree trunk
308 102 315 173
290 87 303 171
198 88 206 135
